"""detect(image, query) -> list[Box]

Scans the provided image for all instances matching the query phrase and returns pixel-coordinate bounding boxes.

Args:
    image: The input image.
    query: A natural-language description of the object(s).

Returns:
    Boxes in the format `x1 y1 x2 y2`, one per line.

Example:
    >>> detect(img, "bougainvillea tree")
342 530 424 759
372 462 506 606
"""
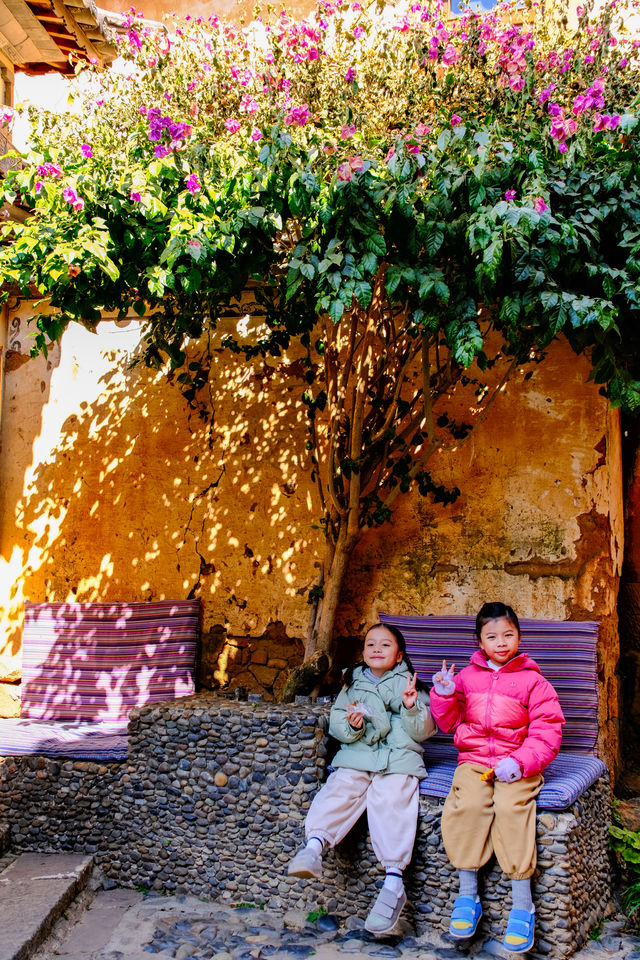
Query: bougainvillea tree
1 0 640 694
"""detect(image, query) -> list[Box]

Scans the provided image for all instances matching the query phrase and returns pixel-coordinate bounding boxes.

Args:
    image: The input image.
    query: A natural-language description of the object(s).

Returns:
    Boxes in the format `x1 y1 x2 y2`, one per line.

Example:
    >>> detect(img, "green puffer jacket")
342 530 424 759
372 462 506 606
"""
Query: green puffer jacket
329 663 436 778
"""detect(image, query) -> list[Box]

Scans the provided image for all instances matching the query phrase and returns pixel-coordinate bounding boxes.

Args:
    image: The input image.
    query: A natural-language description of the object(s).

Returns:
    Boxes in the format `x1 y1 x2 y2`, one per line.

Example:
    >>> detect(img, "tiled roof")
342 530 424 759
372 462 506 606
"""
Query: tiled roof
2 0 117 75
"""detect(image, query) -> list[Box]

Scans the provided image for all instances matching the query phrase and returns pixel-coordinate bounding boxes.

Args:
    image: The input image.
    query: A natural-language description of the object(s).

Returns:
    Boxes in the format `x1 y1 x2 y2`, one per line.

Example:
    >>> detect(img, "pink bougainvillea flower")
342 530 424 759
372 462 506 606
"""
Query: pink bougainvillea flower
1 107 14 126
341 123 356 139
415 122 430 137
224 118 241 133
353 25 363 38
130 190 142 202
349 155 364 171
63 187 84 211
504 189 516 200
538 83 556 104
80 144 93 158
35 181 43 194
593 112 621 131
239 95 259 114
337 162 352 181
139 105 148 115
345 67 356 82
251 127 262 140
533 197 548 213
450 114 463 127
37 162 63 178
557 141 568 153
442 44 460 65
285 103 311 126
186 173 201 194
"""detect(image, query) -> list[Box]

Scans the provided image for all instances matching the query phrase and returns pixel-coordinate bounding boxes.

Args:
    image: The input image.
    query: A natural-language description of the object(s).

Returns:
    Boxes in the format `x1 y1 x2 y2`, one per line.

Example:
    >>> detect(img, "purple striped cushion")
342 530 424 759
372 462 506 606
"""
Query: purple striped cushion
21 600 199 721
380 613 600 753
418 752 607 811
0 718 128 760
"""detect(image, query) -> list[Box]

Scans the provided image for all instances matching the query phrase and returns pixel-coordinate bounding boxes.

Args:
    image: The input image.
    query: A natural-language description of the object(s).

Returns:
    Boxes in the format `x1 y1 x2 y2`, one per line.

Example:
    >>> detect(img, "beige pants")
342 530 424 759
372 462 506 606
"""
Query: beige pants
305 767 419 870
442 763 543 880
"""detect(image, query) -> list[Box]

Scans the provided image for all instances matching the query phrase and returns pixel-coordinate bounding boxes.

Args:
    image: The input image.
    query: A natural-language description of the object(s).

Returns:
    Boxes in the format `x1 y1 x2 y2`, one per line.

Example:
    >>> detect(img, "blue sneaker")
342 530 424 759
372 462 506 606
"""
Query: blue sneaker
504 908 535 953
449 896 482 939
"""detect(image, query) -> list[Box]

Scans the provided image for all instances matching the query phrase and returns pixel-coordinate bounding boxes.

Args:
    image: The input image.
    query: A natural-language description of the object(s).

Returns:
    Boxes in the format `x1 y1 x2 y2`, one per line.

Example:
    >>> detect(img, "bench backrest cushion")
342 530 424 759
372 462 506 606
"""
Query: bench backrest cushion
20 600 200 721
379 613 600 755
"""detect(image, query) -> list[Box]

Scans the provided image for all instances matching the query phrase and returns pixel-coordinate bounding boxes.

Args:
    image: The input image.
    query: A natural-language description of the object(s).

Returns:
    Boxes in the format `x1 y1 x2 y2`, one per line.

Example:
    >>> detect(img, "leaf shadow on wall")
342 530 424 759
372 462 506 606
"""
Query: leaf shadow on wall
1 318 320 695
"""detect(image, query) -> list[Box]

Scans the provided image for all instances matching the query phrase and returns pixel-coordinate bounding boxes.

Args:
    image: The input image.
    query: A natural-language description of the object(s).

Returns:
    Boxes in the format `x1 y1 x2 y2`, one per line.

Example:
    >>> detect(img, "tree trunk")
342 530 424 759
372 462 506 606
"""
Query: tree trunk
280 525 358 701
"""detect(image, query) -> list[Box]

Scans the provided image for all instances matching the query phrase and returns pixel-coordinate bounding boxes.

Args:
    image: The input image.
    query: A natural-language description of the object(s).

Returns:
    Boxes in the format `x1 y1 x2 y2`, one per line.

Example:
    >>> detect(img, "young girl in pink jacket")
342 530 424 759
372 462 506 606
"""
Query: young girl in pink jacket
430 602 565 954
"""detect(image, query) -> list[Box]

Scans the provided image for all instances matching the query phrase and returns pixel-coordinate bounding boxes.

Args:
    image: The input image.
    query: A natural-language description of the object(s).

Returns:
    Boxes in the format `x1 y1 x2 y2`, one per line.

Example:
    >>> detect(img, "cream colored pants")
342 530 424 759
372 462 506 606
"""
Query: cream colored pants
442 763 543 880
305 767 419 870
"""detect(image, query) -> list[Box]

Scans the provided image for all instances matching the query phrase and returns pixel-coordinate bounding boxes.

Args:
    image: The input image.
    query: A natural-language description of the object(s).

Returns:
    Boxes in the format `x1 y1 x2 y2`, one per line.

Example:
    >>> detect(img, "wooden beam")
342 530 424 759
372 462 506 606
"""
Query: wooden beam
48 0 104 63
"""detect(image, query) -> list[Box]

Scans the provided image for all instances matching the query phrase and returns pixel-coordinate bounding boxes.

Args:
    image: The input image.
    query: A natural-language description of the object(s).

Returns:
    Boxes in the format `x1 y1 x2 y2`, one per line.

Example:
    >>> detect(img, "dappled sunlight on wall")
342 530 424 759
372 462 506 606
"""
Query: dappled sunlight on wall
0 304 322 688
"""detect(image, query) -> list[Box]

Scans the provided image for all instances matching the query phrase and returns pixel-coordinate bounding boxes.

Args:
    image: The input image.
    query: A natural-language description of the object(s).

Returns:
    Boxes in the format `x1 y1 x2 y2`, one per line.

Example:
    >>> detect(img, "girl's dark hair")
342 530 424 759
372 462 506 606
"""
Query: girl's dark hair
475 602 521 639
342 622 426 691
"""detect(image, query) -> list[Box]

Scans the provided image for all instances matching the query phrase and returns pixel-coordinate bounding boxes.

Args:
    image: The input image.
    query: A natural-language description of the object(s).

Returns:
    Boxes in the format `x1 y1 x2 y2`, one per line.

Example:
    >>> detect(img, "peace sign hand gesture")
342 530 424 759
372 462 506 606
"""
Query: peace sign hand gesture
432 660 456 696
402 672 418 709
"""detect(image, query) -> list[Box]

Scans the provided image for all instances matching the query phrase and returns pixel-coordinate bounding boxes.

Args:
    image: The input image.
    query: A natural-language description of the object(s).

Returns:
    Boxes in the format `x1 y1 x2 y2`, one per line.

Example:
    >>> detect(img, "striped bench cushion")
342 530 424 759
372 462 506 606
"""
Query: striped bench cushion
0 719 128 760
19 600 200 721
379 613 607 810
419 748 607 810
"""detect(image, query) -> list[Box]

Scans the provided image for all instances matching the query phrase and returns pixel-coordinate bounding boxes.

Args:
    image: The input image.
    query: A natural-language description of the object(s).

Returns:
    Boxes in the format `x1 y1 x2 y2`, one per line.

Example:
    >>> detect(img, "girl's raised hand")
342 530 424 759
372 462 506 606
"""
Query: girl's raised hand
431 659 456 696
402 672 418 708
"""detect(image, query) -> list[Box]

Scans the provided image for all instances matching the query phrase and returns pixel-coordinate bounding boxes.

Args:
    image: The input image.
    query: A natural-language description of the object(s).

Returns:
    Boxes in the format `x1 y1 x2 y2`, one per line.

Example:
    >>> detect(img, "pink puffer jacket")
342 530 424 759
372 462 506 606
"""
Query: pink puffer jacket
429 650 565 778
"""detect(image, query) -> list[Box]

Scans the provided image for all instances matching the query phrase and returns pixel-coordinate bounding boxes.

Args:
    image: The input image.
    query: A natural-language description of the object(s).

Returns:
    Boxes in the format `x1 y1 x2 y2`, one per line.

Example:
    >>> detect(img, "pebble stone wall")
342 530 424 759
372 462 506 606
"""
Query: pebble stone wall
0 695 612 959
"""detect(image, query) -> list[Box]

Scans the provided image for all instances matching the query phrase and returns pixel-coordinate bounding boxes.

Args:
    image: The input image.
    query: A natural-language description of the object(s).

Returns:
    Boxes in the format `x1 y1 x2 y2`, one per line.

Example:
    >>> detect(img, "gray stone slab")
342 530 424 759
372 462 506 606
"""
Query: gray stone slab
0 852 93 884
0 853 93 960
52 888 144 959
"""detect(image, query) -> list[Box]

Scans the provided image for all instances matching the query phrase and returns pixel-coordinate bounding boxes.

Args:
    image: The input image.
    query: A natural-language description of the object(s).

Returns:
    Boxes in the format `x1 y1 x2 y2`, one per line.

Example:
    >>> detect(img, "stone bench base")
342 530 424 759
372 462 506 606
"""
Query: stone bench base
0 697 612 958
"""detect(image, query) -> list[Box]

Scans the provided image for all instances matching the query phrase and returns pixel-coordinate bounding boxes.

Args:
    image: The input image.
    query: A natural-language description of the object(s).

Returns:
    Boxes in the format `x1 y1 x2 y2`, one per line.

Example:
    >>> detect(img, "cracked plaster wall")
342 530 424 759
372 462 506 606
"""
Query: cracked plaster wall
0 302 624 770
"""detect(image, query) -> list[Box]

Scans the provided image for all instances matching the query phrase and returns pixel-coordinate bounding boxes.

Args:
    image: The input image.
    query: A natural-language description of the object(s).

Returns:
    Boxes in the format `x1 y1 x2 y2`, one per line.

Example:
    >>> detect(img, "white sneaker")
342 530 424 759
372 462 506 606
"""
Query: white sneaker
364 886 407 935
287 846 323 879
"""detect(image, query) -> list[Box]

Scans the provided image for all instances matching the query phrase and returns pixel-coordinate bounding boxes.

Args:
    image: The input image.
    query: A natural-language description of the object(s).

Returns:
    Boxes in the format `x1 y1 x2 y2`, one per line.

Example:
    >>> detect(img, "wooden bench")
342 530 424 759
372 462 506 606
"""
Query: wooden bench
0 600 200 759
375 614 612 957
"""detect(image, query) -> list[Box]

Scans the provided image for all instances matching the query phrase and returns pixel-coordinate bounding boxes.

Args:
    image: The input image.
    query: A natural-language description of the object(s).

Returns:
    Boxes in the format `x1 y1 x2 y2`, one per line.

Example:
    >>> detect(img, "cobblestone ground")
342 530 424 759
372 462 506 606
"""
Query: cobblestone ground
31 888 640 960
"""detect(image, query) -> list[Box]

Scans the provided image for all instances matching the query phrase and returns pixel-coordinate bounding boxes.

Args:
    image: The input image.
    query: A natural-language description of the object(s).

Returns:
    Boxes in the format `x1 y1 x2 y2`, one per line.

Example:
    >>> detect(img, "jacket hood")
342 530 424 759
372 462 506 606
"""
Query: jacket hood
470 650 541 674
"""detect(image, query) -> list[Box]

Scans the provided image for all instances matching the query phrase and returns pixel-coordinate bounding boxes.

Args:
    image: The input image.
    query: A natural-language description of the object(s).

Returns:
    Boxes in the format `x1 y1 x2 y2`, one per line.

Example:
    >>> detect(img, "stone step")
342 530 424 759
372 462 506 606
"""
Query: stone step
0 851 94 960
0 822 9 855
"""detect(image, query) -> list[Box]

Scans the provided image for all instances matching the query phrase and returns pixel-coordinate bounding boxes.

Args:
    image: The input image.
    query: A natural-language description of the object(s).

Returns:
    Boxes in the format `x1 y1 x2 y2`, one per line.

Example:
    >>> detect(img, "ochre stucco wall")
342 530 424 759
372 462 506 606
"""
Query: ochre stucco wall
0 301 624 770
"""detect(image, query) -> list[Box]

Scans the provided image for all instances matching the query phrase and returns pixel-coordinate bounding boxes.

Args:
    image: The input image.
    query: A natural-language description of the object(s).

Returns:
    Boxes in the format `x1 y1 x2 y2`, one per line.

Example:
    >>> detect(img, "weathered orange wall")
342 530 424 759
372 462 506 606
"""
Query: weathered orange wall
0 301 623 769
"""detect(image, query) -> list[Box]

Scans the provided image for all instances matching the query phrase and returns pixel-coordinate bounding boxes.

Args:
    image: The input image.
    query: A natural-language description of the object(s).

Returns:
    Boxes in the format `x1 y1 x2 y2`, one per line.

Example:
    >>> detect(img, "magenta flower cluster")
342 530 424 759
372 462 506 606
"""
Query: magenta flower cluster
146 108 192 150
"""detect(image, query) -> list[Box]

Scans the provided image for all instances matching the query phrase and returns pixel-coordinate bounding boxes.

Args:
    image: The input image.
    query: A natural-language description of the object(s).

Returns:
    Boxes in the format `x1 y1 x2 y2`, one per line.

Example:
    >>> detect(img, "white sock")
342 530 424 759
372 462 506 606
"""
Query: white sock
306 837 324 855
384 871 404 893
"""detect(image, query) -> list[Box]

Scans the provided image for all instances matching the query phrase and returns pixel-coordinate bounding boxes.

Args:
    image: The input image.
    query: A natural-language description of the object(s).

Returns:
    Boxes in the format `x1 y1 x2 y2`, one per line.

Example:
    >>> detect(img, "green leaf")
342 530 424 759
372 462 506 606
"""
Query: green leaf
300 262 315 280
329 299 344 323
365 233 386 257
437 129 451 152
182 267 202 294
362 252 378 273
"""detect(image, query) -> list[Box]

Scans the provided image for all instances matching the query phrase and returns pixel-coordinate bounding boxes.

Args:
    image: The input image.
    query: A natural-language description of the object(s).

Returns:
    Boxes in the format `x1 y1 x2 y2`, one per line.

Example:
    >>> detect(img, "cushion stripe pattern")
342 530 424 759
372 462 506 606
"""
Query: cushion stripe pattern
419 752 607 811
0 719 128 760
20 600 200 721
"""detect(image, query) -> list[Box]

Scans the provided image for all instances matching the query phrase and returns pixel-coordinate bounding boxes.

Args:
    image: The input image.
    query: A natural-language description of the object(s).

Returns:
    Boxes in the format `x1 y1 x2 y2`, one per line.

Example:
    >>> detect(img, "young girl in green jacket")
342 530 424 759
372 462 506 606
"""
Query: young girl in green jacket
287 623 436 935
